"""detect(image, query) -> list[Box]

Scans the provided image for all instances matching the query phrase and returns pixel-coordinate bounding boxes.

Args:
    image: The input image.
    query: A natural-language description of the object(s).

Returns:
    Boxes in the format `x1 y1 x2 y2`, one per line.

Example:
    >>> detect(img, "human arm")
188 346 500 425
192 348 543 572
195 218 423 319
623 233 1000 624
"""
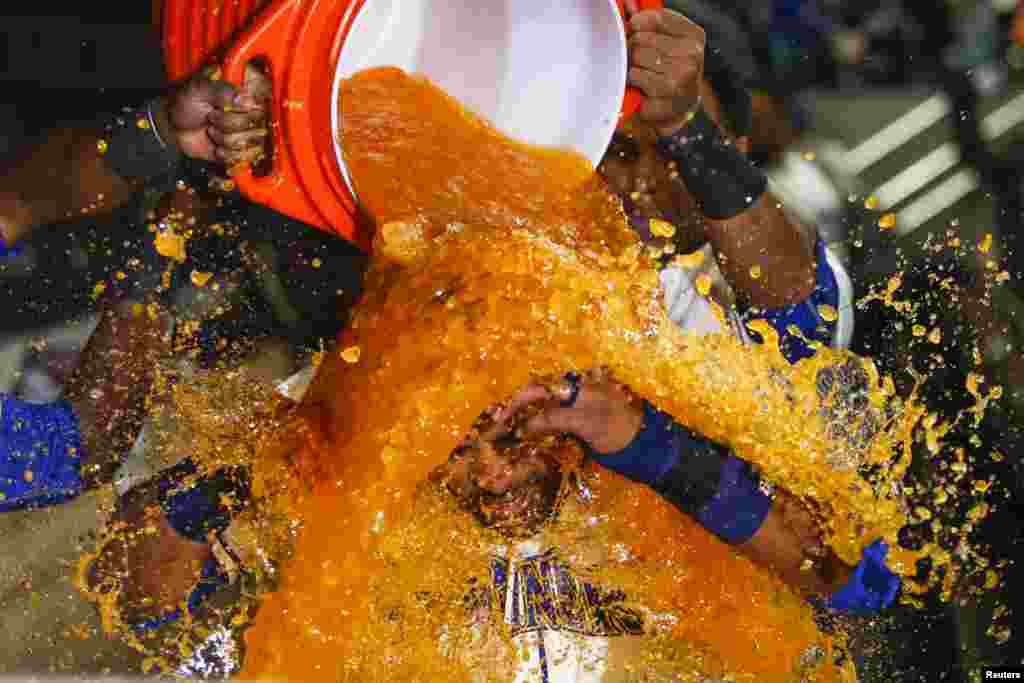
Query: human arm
623 5 815 309
0 66 270 246
63 297 173 488
487 373 899 609
0 297 171 511
86 358 304 629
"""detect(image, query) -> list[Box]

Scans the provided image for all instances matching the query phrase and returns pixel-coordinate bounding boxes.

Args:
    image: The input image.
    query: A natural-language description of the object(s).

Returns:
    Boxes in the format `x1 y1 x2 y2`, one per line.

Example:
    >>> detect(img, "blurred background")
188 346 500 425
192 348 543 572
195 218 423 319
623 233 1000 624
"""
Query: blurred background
2 0 1023 680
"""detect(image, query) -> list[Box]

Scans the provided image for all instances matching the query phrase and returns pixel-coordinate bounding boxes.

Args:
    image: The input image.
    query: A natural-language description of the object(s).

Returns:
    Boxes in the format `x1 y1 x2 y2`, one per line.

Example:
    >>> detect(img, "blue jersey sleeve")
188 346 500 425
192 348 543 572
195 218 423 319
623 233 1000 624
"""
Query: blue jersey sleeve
740 239 840 363
1 395 84 512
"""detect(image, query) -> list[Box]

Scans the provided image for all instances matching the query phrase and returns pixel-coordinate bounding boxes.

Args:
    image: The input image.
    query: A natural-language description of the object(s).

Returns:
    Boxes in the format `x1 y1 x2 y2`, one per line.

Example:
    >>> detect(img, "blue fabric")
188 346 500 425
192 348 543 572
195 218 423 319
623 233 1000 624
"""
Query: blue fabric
1 395 84 512
130 555 230 632
741 239 840 363
594 401 769 544
157 459 250 544
1 241 22 259
126 460 247 631
694 454 772 545
591 401 681 485
823 539 901 616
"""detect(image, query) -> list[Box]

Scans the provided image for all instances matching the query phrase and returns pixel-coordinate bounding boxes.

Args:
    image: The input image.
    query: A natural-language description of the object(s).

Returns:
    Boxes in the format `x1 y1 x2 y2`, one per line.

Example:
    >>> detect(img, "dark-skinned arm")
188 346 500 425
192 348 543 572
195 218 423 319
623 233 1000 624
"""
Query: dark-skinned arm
1 69 269 246
0 123 139 244
701 187 816 309
487 375 899 610
624 6 816 309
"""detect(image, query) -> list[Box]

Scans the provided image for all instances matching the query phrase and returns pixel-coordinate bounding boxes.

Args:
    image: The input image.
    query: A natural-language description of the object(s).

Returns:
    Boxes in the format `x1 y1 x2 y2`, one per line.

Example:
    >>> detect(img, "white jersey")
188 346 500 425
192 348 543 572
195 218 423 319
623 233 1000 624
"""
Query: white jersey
659 242 854 350
490 541 615 683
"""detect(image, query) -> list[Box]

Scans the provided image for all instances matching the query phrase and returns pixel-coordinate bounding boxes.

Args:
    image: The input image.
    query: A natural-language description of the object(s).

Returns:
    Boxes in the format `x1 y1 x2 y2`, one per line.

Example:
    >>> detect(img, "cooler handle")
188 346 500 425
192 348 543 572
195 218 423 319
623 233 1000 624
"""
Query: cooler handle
221 0 331 231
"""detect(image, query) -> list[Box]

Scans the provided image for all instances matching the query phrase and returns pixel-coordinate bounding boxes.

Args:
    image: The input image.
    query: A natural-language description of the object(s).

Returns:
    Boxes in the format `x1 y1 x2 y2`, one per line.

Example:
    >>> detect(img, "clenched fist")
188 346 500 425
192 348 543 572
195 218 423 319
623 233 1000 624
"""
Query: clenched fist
624 2 705 136
162 64 271 166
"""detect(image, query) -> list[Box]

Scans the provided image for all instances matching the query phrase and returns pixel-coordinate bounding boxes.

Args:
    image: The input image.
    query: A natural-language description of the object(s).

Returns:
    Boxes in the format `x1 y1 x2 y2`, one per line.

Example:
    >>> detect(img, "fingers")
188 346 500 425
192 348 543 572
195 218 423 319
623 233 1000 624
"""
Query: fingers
174 78 239 130
207 108 269 165
628 23 703 80
487 383 554 426
207 78 242 111
171 64 271 163
208 108 266 134
214 143 267 167
521 405 577 440
207 125 269 164
627 66 678 97
482 376 579 440
630 30 700 61
242 62 273 102
629 8 704 40
199 64 269 112
625 8 704 129
207 125 269 149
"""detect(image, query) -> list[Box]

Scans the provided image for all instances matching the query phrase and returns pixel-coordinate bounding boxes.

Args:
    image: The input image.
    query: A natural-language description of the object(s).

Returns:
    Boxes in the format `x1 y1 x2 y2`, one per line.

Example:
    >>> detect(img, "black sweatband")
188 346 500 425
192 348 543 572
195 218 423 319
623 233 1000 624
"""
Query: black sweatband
100 99 183 183
650 436 727 516
656 107 767 220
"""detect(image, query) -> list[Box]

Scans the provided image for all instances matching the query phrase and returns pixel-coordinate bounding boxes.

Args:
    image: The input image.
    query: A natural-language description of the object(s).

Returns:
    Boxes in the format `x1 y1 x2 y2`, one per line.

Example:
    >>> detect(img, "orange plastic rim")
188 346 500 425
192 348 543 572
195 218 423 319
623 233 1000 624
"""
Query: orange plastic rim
167 0 662 248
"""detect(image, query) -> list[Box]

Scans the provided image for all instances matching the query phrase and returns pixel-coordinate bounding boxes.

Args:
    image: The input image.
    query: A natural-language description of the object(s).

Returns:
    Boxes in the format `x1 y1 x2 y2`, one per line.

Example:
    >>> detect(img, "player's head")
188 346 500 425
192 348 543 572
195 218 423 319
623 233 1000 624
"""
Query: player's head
435 437 579 538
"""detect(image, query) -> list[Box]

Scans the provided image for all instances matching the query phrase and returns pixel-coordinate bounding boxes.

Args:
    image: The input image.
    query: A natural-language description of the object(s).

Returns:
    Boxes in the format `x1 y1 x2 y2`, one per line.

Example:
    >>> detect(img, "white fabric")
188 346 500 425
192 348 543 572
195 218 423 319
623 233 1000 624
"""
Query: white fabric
501 542 610 683
511 628 609 683
659 243 855 350
276 363 317 402
825 245 855 351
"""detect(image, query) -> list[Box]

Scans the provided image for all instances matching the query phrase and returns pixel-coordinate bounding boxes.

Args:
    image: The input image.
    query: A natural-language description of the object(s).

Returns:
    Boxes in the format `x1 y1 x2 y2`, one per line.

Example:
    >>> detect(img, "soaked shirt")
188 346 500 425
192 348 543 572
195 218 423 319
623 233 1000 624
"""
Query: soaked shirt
660 238 853 355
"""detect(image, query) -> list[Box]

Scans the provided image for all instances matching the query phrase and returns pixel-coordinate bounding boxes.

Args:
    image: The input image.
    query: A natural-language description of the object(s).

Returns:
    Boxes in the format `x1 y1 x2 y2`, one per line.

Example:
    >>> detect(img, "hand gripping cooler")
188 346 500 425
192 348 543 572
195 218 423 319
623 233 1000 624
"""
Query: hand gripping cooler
163 0 661 249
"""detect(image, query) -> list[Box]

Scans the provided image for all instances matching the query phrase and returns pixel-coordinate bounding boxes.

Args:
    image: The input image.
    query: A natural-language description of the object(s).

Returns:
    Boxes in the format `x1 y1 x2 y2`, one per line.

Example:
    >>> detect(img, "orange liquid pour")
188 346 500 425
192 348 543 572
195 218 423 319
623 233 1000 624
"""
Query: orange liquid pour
236 68 922 681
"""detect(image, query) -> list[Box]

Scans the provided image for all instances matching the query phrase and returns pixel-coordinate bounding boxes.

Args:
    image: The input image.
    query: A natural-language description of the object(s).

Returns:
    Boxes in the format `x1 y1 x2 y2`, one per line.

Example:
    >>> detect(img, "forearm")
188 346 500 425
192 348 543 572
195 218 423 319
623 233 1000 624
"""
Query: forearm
594 402 897 610
593 401 838 588
737 495 852 598
656 107 816 309
1 96 181 244
592 401 763 542
703 194 816 309
0 128 136 244
64 299 172 488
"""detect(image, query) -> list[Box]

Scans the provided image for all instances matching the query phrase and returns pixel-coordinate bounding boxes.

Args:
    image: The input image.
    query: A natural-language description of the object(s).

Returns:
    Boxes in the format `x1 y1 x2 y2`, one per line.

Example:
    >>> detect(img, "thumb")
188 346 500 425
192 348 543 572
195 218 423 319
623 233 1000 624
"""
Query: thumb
487 384 553 425
174 78 238 129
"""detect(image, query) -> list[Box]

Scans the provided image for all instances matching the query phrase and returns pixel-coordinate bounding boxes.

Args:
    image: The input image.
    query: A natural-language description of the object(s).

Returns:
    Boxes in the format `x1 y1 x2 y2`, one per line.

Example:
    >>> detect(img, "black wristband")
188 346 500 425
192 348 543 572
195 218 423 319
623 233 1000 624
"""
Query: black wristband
656 107 766 220
100 99 183 183
650 435 728 516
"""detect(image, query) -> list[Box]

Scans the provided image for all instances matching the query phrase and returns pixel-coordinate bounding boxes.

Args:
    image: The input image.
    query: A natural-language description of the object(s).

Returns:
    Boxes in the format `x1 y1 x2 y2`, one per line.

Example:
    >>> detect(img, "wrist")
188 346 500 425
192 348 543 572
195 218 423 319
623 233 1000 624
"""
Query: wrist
594 397 645 455
655 106 767 220
148 96 181 156
822 539 900 614
100 98 184 182
590 401 681 485
814 552 854 597
654 96 703 138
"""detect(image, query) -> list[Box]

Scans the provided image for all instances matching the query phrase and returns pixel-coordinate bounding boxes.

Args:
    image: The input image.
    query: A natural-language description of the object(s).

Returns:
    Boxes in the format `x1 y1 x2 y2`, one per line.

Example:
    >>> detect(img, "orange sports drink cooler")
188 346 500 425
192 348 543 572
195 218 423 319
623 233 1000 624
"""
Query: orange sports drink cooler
162 0 661 251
